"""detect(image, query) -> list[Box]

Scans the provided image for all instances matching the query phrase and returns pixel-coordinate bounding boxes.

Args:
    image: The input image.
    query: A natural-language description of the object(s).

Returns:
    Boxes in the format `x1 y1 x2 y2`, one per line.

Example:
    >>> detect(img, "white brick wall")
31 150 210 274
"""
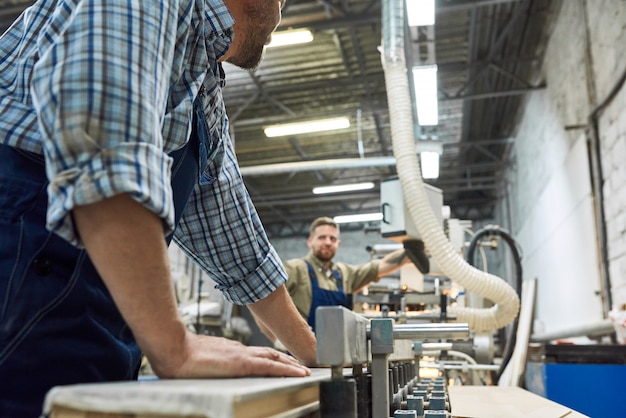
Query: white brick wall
497 0 626 332
586 0 626 102
599 69 626 310
543 0 591 126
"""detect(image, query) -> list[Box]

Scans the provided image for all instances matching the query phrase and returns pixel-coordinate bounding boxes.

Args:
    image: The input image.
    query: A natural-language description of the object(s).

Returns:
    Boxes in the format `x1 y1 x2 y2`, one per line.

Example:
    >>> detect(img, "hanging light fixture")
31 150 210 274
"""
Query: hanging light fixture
406 0 435 27
264 117 350 137
333 213 383 224
313 182 375 195
412 65 439 126
266 29 314 48
417 139 443 179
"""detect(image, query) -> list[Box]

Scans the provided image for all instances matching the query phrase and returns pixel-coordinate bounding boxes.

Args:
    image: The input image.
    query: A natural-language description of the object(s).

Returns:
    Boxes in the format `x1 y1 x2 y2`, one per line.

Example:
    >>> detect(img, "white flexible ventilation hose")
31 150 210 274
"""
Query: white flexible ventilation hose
381 0 519 332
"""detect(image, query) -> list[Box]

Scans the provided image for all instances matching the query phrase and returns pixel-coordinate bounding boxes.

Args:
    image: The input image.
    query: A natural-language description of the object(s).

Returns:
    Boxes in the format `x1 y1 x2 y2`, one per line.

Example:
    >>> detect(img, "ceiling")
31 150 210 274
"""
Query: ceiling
1 0 561 239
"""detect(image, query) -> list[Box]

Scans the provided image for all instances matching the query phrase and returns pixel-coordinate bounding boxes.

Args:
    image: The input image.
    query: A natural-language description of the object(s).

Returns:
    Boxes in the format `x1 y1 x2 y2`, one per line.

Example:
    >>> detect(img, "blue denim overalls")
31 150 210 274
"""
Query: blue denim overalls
0 97 212 417
305 261 353 332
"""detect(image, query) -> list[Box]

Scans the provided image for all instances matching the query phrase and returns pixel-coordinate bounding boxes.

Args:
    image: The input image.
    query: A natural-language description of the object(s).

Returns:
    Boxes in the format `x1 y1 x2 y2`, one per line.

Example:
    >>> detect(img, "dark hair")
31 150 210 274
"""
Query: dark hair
309 216 339 237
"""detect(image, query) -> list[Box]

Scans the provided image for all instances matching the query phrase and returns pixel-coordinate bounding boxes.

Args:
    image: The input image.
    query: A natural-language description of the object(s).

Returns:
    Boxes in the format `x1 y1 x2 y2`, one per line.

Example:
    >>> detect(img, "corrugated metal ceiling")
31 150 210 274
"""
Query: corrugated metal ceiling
0 0 561 238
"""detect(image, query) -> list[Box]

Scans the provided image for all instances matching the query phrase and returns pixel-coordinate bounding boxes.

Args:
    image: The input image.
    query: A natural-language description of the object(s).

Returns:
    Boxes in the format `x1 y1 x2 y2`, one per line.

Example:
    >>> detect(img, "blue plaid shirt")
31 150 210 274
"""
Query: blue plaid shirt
0 0 287 304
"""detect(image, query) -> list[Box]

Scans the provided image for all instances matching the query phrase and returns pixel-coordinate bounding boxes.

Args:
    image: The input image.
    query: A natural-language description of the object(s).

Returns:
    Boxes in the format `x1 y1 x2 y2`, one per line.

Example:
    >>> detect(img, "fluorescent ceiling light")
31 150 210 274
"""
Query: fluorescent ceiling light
412 65 439 126
264 117 350 137
406 0 435 27
313 182 375 195
333 213 383 224
267 29 314 48
420 151 440 179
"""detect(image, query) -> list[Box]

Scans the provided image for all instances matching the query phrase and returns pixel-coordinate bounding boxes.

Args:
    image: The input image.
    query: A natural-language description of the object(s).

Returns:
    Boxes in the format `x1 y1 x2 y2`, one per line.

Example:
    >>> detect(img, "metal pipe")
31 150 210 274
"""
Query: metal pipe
422 343 453 351
367 243 403 255
367 323 470 341
530 319 615 343
240 156 396 176
420 363 501 372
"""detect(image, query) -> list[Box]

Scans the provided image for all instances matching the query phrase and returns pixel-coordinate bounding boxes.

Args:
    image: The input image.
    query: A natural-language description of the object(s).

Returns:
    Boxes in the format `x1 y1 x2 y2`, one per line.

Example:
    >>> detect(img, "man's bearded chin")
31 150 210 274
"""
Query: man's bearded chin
227 46 265 70
315 249 336 263
227 28 269 70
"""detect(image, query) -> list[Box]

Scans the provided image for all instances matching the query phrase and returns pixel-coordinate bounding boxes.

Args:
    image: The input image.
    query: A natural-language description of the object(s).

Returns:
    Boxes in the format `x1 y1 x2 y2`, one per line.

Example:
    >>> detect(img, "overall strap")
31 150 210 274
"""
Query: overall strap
305 260 344 293
304 260 352 331
165 100 202 245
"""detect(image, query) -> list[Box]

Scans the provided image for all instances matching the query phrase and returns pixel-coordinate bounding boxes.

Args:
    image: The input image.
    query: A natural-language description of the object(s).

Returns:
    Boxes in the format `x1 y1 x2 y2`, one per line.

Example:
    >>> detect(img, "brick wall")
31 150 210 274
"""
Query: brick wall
499 0 626 333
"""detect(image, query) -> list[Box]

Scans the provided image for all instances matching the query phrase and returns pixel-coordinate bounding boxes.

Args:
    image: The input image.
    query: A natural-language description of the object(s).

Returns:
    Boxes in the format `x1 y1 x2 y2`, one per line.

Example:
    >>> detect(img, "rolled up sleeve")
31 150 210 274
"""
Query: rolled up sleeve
173 135 287 305
30 1 180 246
46 142 175 247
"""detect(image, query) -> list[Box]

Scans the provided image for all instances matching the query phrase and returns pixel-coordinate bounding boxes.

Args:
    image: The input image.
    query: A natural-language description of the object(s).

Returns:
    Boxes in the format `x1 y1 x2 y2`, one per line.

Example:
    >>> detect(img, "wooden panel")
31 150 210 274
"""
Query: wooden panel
45 369 330 418
232 385 319 418
448 386 589 418
50 405 198 418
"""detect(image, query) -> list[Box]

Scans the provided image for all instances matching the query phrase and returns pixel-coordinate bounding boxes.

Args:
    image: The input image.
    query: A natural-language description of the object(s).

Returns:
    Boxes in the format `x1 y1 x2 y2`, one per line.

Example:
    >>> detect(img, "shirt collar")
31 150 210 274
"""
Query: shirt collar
204 0 235 61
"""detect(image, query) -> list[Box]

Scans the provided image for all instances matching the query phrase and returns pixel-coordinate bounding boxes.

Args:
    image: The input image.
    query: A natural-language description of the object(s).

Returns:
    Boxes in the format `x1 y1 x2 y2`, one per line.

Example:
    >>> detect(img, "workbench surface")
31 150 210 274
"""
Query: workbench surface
44 371 589 418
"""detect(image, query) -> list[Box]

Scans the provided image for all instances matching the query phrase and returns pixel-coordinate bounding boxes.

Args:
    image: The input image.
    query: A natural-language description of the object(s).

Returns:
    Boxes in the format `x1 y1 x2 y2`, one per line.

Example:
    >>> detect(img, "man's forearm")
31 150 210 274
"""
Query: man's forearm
378 248 409 277
249 285 317 366
72 193 188 377
252 312 278 343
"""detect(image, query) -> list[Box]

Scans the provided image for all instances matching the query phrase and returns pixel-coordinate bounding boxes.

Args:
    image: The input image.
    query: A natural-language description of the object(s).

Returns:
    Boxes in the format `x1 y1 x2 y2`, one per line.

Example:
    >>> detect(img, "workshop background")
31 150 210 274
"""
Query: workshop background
3 0 623 333
2 0 626 416
178 0 625 343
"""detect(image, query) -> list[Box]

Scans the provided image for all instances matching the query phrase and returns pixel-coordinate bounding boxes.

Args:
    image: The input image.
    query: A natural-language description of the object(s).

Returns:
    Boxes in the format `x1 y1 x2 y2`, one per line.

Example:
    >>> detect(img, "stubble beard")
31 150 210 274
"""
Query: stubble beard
315 248 336 263
227 4 275 70
227 39 266 70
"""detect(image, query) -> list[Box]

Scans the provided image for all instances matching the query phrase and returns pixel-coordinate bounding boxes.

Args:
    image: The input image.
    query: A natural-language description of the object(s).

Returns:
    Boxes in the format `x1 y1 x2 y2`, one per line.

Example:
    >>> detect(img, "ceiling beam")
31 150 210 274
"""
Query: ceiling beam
437 0 523 13
440 85 545 101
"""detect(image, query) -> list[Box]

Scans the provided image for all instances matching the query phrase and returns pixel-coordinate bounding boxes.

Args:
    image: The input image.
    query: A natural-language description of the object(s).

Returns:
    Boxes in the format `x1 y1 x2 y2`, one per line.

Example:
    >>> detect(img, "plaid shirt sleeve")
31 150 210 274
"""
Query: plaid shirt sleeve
29 1 183 245
172 114 288 305
1 0 287 304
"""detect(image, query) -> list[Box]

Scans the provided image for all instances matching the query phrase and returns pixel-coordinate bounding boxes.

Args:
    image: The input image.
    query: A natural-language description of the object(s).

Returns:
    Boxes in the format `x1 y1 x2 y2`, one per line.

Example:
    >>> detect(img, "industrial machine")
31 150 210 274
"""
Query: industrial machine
315 305 470 418
313 305 588 418
44 303 588 418
328 1 526 411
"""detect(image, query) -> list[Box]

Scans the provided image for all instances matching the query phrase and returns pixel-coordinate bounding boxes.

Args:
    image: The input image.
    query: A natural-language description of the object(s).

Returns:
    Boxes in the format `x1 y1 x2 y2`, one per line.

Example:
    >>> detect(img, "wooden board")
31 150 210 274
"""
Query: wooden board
45 369 330 418
448 386 589 418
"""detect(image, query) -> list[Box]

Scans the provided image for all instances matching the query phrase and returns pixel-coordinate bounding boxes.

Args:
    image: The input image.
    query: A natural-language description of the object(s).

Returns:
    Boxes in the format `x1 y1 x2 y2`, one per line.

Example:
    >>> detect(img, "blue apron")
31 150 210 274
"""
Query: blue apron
305 261 353 332
0 97 211 417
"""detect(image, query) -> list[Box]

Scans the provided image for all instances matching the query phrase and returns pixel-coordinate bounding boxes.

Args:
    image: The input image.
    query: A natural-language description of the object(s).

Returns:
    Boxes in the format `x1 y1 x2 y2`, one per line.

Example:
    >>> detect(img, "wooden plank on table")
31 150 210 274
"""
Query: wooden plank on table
45 369 330 418
232 385 319 418
448 386 589 418
50 405 198 418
